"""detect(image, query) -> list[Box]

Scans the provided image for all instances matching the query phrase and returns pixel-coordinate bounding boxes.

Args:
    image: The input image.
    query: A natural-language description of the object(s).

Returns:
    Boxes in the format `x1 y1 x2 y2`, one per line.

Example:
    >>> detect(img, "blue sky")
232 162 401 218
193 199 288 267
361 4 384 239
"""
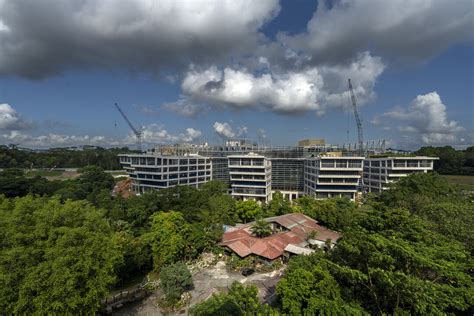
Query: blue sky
0 0 472 149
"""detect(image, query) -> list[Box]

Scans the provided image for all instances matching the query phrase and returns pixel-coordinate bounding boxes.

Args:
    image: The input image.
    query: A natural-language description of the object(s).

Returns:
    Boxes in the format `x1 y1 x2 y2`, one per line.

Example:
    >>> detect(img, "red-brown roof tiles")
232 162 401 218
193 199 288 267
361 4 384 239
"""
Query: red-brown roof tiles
220 213 341 260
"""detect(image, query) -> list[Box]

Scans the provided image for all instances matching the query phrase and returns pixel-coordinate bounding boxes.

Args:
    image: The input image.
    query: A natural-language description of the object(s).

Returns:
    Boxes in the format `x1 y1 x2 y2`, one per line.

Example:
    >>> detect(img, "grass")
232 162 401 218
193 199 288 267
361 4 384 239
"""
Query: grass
441 175 474 191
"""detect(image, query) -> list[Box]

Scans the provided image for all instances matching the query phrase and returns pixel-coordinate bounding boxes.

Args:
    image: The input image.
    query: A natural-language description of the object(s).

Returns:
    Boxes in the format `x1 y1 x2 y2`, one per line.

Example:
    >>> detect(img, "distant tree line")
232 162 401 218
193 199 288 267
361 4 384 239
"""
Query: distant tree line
0 145 472 174
0 145 138 170
416 145 474 175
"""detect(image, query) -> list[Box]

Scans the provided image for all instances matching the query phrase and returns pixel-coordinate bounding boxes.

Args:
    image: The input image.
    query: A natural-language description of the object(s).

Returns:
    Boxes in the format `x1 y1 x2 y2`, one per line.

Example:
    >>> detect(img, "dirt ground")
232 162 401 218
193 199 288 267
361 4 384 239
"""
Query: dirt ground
113 260 284 316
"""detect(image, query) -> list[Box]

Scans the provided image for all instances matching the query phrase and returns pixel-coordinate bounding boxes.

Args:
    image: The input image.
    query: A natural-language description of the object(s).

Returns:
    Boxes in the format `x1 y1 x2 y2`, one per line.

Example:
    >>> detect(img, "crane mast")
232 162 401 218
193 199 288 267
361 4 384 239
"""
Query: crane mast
348 79 364 156
114 103 143 151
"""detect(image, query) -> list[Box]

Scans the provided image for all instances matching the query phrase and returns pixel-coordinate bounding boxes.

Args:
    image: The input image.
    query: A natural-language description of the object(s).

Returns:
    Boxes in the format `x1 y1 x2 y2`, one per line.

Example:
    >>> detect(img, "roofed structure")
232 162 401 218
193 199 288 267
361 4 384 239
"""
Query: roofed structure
220 213 341 260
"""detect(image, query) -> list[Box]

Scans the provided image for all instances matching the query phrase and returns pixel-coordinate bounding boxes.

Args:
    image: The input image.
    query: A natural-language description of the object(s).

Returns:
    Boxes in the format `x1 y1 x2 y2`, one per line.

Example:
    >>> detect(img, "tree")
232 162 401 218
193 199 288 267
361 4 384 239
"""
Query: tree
148 211 189 270
0 195 120 314
159 262 193 306
265 191 291 216
250 219 272 238
294 196 359 231
190 282 276 316
235 200 262 223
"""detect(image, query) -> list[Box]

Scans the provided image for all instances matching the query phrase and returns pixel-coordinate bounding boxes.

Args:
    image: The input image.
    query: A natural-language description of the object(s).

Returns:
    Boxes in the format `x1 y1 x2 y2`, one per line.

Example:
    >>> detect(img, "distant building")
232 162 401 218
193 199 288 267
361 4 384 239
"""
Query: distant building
304 155 364 201
228 153 272 203
298 138 325 147
118 153 212 194
219 213 341 261
118 142 435 200
363 156 438 193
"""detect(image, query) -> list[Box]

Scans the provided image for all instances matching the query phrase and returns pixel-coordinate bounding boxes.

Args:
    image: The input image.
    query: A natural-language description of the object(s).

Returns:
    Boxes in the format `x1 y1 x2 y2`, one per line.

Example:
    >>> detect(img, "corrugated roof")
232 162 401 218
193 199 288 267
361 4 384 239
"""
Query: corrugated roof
220 213 341 260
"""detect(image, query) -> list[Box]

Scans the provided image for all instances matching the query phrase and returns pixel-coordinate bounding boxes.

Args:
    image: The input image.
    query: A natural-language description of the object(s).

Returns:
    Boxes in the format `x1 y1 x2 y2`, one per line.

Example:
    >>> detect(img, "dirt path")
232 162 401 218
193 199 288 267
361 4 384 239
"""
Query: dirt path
113 261 283 315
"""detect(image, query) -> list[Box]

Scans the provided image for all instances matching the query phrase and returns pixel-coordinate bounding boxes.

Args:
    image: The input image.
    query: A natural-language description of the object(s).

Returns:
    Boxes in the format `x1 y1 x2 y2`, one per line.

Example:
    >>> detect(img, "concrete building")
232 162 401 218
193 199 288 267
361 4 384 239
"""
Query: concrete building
363 156 437 193
118 153 212 194
120 141 440 201
228 153 272 203
304 156 364 201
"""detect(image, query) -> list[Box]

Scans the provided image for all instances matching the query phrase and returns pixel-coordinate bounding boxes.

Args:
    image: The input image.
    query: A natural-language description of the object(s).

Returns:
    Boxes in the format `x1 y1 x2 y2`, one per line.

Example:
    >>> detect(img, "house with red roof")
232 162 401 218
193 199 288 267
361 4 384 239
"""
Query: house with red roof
219 213 341 261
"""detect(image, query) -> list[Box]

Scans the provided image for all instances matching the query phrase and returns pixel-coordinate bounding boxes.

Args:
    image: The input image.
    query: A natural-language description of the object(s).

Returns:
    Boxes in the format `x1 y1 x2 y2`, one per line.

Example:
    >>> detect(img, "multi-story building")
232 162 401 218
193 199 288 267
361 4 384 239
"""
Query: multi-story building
118 153 212 194
363 156 437 193
121 141 434 201
228 153 272 203
304 155 364 201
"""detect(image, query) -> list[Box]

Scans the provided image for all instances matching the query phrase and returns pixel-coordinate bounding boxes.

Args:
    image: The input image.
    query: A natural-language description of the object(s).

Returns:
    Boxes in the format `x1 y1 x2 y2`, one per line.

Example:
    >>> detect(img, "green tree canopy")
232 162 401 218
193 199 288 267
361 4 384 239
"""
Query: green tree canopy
250 219 273 238
235 200 262 223
148 211 190 270
190 282 276 316
0 195 120 314
159 262 193 306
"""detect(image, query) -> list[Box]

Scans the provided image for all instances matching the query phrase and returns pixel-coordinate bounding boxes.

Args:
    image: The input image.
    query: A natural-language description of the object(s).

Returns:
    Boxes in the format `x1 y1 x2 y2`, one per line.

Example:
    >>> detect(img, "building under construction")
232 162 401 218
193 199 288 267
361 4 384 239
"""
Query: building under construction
119 139 393 202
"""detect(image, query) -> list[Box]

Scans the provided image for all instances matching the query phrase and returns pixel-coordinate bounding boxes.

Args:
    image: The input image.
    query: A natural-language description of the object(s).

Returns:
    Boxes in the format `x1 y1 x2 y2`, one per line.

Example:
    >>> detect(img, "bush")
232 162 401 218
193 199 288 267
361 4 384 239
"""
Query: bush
159 262 193 306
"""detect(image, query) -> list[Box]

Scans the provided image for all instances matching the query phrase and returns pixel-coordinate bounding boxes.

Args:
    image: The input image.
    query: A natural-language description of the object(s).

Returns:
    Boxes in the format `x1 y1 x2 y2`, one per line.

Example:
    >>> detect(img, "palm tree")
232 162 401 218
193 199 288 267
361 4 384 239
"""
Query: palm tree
251 219 272 238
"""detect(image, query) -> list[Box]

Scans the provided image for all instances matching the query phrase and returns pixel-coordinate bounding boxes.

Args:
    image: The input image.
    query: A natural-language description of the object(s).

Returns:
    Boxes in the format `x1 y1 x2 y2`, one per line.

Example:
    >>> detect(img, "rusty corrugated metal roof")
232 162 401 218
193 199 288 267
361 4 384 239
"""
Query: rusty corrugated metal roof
220 213 341 260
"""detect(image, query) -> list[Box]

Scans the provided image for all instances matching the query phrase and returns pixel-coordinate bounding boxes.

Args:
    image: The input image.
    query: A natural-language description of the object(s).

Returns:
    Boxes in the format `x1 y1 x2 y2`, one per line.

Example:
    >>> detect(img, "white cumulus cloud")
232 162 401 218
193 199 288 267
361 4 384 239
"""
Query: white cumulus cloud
179 52 384 114
0 103 34 130
213 122 235 139
375 92 465 144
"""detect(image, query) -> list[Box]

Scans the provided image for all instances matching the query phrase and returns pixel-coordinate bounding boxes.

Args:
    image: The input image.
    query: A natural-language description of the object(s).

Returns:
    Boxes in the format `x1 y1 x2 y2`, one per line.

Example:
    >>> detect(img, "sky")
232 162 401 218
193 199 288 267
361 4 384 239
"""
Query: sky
0 0 472 149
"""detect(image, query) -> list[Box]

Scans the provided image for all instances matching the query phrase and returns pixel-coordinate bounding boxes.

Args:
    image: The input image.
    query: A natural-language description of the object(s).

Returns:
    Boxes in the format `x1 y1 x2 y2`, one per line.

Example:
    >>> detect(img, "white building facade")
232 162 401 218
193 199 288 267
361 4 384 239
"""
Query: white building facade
363 156 437 193
228 153 272 203
118 154 212 194
304 156 364 201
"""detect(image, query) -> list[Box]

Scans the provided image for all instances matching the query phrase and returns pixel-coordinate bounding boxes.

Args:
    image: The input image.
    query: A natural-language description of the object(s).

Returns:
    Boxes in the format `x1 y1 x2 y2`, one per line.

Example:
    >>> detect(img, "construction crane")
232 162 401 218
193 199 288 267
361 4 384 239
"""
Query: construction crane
348 79 364 156
114 103 143 151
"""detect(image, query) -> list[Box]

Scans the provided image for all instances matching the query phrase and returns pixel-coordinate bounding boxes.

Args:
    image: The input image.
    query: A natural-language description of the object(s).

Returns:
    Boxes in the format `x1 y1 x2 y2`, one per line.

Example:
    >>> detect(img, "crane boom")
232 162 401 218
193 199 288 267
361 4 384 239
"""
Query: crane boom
348 79 364 156
114 103 142 150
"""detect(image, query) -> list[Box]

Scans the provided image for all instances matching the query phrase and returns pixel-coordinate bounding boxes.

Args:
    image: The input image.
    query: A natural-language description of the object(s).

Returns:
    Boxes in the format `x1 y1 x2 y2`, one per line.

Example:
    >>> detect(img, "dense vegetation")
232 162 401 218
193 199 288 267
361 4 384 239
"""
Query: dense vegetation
193 173 474 315
0 165 472 313
0 145 137 170
416 145 474 175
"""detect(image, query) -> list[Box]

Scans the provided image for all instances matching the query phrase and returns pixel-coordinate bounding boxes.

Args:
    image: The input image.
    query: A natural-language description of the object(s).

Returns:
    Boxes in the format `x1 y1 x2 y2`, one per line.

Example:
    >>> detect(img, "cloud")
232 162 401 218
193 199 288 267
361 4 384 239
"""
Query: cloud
212 121 248 139
257 128 267 140
0 103 35 130
136 124 202 144
375 92 465 144
179 52 384 114
1 130 122 148
1 124 202 148
161 98 203 118
280 0 473 64
138 105 160 116
0 0 280 78
213 121 235 138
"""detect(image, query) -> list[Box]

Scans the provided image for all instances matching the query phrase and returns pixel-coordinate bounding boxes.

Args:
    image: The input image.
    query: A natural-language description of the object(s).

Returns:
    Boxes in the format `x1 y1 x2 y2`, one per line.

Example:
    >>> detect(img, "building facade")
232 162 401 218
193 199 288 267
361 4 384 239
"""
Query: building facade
304 156 364 201
118 153 212 194
363 156 438 193
118 142 435 201
228 153 272 203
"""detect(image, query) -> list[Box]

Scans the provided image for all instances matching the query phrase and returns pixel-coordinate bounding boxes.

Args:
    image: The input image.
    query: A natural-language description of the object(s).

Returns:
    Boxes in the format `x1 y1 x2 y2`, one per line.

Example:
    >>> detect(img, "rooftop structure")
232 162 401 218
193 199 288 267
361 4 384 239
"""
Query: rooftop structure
220 213 341 260
298 138 325 147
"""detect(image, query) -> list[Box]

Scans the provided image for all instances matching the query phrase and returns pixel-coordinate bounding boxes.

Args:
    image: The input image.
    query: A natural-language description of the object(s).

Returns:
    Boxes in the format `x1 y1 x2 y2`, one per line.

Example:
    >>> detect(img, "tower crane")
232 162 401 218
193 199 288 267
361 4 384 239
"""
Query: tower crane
114 103 143 151
348 79 364 156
